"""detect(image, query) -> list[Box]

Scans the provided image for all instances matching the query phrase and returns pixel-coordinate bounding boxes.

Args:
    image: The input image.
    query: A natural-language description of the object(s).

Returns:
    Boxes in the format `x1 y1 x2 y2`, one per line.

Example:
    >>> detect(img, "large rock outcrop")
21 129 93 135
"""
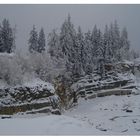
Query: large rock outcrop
0 83 60 115
71 71 135 99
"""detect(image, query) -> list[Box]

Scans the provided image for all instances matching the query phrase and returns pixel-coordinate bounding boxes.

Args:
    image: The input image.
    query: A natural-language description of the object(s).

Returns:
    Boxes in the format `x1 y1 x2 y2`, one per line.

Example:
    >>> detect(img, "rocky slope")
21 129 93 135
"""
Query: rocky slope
0 82 60 115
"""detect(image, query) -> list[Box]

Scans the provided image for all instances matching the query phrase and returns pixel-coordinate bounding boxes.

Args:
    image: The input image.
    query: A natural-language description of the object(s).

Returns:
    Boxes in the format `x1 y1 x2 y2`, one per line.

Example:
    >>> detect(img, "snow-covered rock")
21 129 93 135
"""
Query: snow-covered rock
0 80 60 115
71 72 134 98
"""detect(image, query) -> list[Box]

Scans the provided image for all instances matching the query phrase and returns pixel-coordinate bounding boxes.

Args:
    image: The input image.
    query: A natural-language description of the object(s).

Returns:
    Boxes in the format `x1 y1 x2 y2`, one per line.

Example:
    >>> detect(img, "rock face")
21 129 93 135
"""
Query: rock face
87 89 132 99
0 84 60 115
70 69 135 101
72 75 132 95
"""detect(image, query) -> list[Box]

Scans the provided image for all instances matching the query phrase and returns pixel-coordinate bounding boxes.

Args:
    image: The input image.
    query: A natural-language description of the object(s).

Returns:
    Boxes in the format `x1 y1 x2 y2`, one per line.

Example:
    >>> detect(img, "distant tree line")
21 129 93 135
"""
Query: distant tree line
0 16 139 83
47 15 131 78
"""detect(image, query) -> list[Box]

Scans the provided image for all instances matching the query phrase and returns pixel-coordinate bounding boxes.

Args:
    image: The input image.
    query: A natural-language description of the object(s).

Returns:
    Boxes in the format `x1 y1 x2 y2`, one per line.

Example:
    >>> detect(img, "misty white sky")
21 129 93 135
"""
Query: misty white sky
0 4 140 52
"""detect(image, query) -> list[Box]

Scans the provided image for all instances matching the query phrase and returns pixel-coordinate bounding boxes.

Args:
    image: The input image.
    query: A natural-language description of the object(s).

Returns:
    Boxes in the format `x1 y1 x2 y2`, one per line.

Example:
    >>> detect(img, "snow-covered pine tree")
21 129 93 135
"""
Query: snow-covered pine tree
0 19 14 53
12 24 17 53
96 29 106 78
102 25 109 61
74 26 85 76
28 25 38 53
91 25 103 71
108 23 115 60
120 27 130 60
48 29 66 76
91 25 99 58
84 30 93 74
48 29 61 58
71 26 84 77
97 29 103 57
113 20 121 61
38 28 46 53
59 14 77 76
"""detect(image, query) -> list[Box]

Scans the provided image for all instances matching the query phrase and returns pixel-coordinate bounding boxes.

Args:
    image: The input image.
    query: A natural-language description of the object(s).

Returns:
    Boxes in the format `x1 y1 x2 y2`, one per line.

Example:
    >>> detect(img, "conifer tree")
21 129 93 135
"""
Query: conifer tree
38 28 46 53
91 25 98 57
113 20 121 60
120 27 130 60
28 25 38 53
75 26 85 75
102 25 110 61
59 14 76 75
48 29 61 58
0 19 14 53
84 30 93 74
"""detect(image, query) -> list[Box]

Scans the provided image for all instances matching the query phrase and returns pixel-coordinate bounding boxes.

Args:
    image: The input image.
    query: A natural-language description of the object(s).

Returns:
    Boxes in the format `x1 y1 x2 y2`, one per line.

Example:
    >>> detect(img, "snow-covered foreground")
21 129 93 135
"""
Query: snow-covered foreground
0 114 102 135
0 94 140 135
65 94 140 135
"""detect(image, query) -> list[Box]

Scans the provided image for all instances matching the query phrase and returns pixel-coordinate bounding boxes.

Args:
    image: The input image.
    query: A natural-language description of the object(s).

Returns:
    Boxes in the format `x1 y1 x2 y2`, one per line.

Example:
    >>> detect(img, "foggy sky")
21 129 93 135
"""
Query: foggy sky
0 4 140 52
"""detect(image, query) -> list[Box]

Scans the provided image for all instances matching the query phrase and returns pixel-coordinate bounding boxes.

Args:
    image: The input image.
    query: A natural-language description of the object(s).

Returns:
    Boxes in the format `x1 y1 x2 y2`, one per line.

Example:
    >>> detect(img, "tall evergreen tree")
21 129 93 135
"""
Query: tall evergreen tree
96 29 103 58
0 19 14 53
72 26 85 76
38 28 46 53
91 25 103 69
96 29 106 77
91 25 99 57
28 25 38 53
75 26 85 75
102 25 109 60
120 27 130 60
84 30 93 74
48 29 62 58
113 20 121 60
12 24 17 53
108 23 114 60
59 14 76 74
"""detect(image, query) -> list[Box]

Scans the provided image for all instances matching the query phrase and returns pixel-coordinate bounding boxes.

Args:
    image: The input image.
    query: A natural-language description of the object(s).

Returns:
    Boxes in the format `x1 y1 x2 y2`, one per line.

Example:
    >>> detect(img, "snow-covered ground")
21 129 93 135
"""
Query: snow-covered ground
65 94 140 135
0 94 140 135
0 115 97 135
